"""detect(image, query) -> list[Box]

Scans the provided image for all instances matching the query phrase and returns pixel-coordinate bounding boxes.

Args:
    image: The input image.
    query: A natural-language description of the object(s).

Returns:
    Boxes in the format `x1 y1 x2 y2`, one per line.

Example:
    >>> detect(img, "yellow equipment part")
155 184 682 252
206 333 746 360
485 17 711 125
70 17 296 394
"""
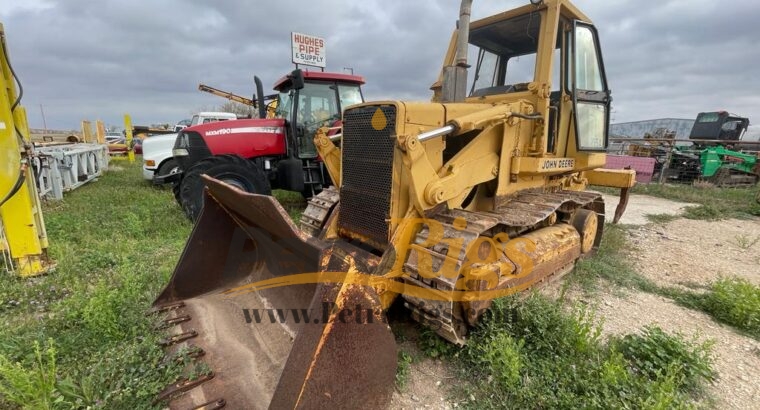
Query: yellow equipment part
123 114 135 163
0 23 51 277
96 120 106 144
152 0 637 408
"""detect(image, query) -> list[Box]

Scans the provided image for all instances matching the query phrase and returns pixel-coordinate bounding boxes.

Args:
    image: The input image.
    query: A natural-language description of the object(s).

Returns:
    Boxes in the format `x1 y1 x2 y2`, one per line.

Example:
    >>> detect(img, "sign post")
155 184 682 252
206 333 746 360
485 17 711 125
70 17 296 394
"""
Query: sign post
291 32 326 69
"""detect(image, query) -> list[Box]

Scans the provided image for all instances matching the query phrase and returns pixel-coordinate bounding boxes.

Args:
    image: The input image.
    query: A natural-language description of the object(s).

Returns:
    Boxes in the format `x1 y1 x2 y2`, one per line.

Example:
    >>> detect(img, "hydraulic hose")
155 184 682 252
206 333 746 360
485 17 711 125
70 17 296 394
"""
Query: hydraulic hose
0 31 30 207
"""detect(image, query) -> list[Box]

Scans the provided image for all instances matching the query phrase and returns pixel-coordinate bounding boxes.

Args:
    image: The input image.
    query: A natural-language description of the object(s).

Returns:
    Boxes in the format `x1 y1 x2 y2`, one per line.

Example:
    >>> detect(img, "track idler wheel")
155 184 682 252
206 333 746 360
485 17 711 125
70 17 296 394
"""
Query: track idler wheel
571 209 598 254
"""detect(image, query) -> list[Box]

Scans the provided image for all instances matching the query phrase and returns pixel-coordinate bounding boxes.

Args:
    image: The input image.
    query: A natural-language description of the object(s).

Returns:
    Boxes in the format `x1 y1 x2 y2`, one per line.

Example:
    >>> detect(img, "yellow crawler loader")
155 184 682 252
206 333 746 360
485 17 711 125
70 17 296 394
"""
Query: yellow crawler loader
152 0 636 408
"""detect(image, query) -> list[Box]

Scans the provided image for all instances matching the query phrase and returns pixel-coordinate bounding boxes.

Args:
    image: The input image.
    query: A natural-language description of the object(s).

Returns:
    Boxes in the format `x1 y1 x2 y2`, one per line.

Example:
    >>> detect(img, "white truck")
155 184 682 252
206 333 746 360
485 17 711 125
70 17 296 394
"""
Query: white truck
142 112 237 182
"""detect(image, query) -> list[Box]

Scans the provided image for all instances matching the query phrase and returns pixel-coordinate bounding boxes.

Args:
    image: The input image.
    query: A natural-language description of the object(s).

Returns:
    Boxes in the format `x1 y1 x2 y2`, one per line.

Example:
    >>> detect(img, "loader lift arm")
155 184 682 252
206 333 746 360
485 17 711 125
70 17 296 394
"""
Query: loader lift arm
198 83 278 117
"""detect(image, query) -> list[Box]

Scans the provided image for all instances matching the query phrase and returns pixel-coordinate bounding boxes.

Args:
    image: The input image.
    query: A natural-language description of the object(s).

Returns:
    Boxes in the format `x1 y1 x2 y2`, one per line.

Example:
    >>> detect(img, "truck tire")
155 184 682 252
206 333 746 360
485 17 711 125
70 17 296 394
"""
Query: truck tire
156 158 180 177
179 155 271 221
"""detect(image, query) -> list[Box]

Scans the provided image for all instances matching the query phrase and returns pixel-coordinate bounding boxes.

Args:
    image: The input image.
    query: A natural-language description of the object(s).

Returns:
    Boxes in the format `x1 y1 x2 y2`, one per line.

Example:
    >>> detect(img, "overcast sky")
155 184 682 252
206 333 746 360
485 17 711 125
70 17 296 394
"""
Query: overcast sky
1 0 759 130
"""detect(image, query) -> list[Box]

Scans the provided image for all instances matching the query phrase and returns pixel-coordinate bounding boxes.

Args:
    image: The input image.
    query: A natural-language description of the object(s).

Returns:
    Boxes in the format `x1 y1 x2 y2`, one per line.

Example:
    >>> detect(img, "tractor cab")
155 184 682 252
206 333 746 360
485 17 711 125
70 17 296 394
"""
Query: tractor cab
689 111 750 142
272 69 365 158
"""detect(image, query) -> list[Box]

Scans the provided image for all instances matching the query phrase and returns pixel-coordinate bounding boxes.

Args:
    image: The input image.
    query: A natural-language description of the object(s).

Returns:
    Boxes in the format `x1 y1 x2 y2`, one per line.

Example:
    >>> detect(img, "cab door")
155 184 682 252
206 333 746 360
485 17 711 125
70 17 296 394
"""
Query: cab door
572 22 610 152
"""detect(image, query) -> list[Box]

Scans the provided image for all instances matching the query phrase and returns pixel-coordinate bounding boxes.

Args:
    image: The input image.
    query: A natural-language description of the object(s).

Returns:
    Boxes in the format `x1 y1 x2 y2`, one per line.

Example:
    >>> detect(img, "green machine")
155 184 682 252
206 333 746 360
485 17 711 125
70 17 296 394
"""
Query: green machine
699 146 759 187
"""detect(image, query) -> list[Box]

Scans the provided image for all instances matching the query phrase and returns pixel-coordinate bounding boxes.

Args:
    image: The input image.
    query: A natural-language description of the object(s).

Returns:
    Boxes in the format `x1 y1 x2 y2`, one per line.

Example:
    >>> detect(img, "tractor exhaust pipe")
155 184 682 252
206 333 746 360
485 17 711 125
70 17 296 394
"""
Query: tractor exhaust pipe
455 0 473 68
254 75 266 119
441 0 473 102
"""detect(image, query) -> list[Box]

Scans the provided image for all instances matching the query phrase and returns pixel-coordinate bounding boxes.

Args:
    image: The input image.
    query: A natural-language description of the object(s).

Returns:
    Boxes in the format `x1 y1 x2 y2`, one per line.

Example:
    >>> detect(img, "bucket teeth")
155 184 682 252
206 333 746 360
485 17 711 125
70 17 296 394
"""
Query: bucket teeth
190 399 226 410
159 330 198 347
145 301 185 315
155 314 191 329
154 372 215 403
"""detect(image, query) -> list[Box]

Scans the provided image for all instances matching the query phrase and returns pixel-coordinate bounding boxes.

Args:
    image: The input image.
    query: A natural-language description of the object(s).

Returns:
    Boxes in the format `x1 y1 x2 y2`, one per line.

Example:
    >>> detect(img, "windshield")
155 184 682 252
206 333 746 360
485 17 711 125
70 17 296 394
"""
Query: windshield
190 115 200 126
275 91 295 121
338 84 363 109
697 112 720 123
296 82 340 129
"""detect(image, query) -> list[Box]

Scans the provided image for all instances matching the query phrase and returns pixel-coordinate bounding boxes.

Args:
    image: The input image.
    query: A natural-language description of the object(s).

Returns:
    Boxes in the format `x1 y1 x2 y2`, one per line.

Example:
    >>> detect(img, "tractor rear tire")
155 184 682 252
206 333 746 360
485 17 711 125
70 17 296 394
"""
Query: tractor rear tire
179 155 271 221
172 181 182 206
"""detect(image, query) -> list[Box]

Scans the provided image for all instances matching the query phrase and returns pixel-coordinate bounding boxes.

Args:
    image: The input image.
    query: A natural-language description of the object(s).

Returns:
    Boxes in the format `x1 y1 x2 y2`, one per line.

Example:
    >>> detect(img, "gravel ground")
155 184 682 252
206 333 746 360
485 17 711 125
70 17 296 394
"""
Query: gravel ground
602 193 696 225
590 290 760 409
613 216 760 409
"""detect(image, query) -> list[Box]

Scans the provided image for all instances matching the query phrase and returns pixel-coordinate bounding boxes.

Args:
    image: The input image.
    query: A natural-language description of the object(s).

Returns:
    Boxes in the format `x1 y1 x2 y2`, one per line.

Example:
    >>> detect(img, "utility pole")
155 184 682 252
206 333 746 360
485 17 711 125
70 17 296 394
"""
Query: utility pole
39 104 47 133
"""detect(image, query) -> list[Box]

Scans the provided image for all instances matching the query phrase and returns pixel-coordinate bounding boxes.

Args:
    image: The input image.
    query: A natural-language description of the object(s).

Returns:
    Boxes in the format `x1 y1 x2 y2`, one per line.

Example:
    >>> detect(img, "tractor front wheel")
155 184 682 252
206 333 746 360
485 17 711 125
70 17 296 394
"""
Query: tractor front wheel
179 155 271 221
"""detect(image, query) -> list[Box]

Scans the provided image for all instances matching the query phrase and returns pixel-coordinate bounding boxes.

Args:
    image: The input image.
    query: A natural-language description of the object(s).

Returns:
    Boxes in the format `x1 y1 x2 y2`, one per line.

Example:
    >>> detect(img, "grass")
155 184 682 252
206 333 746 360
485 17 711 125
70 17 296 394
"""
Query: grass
669 278 760 339
274 189 307 222
420 295 715 409
732 234 760 250
644 213 680 224
395 350 414 388
569 224 658 294
0 160 193 409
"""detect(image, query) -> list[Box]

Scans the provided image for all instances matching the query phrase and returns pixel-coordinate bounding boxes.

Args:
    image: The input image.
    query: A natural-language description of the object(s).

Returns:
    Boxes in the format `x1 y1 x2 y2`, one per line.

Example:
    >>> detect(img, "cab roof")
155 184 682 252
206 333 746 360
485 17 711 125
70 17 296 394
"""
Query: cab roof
273 71 365 92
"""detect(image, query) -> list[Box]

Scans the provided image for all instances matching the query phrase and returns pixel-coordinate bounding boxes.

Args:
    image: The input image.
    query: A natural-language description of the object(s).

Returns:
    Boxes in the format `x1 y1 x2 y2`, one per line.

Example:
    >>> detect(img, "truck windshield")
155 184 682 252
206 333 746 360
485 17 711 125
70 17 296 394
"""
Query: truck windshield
190 115 200 126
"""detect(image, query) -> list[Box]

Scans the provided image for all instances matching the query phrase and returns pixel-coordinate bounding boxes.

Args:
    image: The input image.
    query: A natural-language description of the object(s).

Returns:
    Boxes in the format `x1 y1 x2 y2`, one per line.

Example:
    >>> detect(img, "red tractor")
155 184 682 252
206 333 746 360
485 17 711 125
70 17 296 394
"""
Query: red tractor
167 69 365 220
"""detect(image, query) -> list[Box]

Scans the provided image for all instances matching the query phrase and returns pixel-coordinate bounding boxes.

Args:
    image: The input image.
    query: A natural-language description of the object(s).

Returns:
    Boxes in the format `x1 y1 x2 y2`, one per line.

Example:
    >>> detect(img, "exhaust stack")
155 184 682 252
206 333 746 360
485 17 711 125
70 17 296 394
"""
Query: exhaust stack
441 0 473 102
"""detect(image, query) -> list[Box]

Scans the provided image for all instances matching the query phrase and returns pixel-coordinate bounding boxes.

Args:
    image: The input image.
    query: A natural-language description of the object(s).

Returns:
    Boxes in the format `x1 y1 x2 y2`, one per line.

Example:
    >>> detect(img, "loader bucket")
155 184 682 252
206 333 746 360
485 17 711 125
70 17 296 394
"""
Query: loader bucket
153 176 397 409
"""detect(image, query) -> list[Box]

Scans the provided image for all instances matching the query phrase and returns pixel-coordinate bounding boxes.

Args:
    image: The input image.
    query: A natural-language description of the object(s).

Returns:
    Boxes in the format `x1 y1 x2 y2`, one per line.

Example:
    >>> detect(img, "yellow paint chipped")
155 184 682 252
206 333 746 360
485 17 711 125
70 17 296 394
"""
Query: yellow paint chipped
371 108 387 131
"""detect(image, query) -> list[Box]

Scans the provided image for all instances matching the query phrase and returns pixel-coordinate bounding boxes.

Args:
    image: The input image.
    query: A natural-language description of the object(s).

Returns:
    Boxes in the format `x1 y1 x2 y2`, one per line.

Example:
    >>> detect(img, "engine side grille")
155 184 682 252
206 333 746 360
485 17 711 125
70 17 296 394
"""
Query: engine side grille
338 105 397 249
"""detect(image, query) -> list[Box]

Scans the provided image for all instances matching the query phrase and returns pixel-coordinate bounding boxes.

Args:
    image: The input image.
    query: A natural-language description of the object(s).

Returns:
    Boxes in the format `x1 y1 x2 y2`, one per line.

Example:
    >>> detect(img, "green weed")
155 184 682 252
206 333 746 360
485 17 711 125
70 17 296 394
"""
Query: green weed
445 295 714 409
418 328 457 359
683 205 723 221
0 339 58 409
612 326 715 391
675 278 760 338
395 350 414 388
645 213 680 224
732 234 760 250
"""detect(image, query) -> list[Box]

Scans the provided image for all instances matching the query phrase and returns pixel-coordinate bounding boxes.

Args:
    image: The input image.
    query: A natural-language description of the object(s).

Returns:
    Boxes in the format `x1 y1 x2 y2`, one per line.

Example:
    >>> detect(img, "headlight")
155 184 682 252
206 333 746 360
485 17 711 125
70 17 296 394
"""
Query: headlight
172 148 189 157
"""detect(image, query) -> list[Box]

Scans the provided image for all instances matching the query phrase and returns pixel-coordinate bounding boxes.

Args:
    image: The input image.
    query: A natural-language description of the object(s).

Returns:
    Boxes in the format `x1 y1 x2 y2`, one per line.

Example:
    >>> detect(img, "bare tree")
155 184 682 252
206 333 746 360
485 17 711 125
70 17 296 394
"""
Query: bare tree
217 101 253 118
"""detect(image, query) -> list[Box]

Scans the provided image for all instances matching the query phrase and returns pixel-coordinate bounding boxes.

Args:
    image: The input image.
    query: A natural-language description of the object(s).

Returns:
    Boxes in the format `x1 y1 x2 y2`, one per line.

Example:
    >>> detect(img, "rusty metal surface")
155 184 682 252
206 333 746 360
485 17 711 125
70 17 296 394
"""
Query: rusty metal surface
155 373 215 403
401 191 600 343
153 176 396 409
300 186 340 237
613 187 630 224
492 189 602 227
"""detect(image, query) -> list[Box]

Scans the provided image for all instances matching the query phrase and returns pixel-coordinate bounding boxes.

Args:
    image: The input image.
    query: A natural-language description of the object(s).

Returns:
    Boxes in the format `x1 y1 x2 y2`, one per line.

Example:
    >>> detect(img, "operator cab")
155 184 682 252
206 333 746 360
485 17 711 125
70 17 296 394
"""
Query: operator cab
273 70 365 158
689 111 750 142
466 7 610 153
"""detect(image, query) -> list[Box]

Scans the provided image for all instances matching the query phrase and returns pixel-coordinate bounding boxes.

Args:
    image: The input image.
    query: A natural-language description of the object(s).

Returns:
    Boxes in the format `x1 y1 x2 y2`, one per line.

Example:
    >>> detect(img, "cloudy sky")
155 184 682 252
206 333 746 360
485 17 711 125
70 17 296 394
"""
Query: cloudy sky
1 0 759 130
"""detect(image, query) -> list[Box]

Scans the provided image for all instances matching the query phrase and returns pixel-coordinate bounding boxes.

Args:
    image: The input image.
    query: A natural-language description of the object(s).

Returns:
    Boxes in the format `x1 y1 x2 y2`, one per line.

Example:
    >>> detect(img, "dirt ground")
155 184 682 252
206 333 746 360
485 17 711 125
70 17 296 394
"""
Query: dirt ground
391 195 760 410
602 193 696 225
